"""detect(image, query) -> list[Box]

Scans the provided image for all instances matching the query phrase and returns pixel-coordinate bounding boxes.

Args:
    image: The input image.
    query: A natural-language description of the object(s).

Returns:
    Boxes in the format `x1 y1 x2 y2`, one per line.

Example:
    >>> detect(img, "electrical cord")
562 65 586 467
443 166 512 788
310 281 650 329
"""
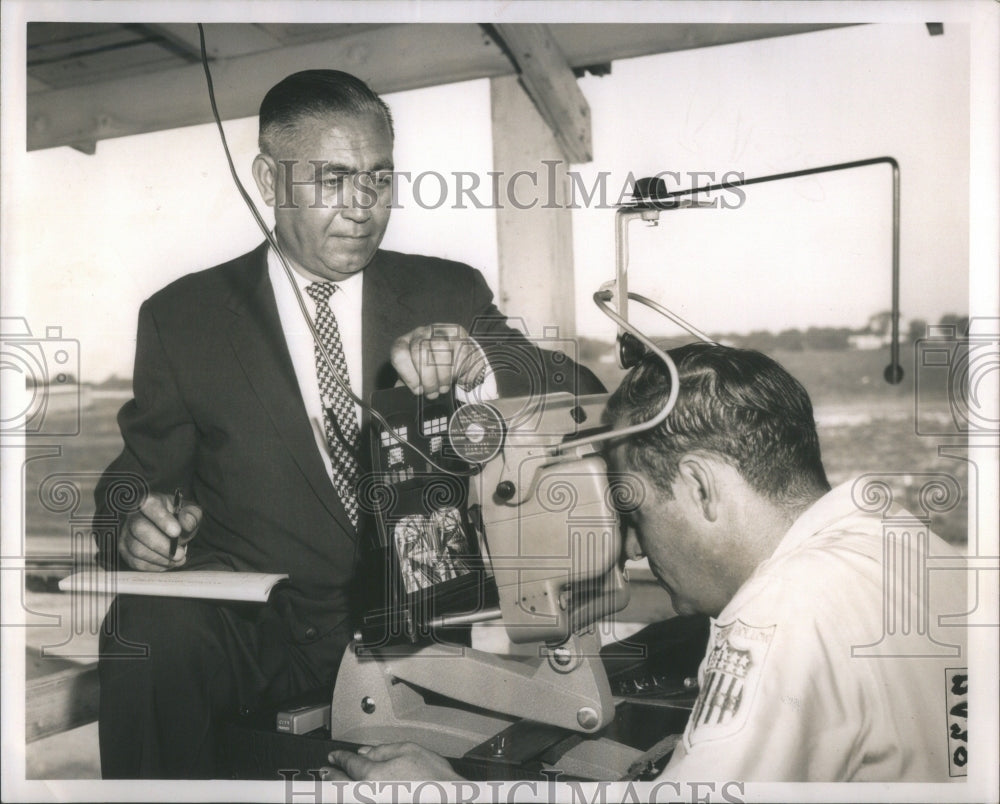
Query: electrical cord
554 291 682 456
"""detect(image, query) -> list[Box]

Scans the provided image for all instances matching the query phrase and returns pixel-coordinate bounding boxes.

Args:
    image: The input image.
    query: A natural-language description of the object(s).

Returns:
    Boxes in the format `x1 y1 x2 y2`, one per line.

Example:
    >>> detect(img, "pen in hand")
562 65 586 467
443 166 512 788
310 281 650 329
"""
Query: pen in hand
169 488 183 560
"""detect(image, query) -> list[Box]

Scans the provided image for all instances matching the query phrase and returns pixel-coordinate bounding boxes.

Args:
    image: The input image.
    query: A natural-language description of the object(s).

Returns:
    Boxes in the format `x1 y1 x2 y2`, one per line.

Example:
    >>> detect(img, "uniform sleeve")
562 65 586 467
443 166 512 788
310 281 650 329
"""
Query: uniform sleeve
92 301 197 568
659 588 864 782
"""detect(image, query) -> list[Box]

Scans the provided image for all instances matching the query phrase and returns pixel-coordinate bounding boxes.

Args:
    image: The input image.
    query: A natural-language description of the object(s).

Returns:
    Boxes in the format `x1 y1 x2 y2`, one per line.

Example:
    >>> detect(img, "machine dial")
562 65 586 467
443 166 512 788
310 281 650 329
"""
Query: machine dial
448 403 505 464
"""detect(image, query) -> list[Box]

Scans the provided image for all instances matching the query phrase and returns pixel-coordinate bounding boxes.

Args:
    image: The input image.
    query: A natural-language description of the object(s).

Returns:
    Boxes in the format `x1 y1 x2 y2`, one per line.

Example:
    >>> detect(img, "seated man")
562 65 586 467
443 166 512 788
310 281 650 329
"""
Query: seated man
325 342 967 782
94 68 601 779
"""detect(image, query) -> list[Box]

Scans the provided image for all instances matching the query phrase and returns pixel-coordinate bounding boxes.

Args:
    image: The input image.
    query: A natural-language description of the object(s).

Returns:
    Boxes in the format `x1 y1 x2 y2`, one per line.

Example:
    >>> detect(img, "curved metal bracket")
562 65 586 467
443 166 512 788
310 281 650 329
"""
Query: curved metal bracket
614 156 903 383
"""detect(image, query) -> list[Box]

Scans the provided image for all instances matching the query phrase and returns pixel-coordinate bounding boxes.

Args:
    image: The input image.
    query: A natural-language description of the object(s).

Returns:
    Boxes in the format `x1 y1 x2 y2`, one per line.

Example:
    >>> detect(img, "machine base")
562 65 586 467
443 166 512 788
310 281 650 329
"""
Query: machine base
218 616 709 781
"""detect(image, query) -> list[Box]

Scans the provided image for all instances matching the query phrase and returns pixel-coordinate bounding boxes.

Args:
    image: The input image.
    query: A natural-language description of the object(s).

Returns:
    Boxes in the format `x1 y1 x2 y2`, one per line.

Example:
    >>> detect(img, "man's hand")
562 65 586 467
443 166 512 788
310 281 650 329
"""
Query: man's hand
322 743 463 781
391 324 485 399
119 491 202 571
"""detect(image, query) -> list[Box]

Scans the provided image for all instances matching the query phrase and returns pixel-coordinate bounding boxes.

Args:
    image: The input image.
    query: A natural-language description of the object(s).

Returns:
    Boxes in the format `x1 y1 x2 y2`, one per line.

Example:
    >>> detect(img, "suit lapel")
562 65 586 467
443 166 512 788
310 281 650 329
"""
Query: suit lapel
225 244 355 536
361 250 420 401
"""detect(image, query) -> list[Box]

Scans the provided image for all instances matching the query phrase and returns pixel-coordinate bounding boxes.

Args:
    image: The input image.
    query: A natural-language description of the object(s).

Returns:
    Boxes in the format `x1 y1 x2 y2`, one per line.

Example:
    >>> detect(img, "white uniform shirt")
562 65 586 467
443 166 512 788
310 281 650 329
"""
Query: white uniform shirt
662 479 968 782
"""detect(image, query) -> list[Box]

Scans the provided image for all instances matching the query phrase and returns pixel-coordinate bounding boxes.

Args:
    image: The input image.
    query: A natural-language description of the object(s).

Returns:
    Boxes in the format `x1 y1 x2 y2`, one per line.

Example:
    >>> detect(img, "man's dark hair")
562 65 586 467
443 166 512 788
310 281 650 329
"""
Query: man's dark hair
258 69 395 156
604 342 830 508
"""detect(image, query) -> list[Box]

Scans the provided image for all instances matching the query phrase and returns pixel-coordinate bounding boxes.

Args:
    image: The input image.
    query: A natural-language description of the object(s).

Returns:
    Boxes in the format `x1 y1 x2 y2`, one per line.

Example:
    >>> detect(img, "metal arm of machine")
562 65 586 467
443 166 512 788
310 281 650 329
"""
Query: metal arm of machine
610 156 903 383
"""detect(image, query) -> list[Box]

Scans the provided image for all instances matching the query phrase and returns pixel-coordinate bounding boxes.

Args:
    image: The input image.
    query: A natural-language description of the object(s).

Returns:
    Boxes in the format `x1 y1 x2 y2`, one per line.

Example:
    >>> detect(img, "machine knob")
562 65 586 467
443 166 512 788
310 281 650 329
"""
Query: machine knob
495 480 516 501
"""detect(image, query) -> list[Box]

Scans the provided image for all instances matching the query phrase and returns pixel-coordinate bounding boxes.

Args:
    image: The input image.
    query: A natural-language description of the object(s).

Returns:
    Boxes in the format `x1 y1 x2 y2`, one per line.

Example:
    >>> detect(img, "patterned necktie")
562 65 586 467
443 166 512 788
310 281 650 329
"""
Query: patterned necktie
305 282 360 528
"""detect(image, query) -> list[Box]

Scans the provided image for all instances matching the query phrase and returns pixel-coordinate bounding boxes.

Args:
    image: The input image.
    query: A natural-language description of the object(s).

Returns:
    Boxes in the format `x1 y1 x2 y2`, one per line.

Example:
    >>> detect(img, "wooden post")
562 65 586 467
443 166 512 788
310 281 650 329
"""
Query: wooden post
490 75 577 342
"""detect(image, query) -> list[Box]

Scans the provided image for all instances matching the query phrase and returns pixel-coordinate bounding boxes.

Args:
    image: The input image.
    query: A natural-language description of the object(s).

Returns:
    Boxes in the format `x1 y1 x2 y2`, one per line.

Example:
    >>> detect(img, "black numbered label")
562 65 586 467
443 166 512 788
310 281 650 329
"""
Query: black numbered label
945 668 968 777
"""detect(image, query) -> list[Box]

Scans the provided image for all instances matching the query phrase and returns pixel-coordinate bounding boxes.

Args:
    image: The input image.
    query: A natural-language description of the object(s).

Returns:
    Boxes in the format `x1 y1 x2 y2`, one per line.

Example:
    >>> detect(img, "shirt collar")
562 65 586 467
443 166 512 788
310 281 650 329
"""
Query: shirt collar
266 242 364 303
767 478 865 562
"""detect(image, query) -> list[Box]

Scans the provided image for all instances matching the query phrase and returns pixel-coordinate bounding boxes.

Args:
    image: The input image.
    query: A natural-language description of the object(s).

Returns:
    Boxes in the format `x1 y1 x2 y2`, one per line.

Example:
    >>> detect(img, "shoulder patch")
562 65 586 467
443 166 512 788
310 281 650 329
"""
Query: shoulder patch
684 619 776 748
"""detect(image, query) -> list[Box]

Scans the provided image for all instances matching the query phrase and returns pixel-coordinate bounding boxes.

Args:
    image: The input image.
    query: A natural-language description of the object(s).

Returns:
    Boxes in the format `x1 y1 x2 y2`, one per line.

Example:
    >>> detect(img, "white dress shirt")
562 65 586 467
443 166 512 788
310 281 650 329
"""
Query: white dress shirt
268 246 364 482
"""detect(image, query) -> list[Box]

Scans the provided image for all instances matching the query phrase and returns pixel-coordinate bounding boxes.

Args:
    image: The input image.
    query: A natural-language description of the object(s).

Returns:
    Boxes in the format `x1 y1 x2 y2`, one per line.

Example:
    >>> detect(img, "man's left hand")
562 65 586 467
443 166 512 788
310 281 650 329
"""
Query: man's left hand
391 324 484 399
322 743 462 781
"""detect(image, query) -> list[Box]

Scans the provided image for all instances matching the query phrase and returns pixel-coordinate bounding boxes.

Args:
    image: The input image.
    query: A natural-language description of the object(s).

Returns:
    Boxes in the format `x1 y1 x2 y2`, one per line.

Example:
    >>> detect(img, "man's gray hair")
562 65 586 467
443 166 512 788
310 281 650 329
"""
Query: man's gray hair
604 342 830 509
258 69 394 156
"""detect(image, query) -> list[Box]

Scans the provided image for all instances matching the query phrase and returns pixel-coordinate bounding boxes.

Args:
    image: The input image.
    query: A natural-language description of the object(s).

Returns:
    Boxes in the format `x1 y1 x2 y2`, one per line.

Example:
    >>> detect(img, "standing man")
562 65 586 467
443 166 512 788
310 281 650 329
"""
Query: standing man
326 343 967 782
95 69 600 778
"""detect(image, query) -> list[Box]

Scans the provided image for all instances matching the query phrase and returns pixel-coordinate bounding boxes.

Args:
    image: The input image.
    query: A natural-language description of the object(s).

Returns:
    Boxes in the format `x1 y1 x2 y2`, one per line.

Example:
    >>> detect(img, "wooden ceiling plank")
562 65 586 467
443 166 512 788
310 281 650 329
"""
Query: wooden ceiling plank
255 23 386 46
491 24 592 164
136 22 284 60
30 43 188 90
27 26 149 70
27 23 512 152
130 23 206 62
27 22 132 54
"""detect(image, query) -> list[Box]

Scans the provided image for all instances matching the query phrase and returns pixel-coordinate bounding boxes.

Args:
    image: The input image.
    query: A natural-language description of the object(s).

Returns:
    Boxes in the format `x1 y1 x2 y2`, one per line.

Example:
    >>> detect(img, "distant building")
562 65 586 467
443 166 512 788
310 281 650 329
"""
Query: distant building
849 311 908 350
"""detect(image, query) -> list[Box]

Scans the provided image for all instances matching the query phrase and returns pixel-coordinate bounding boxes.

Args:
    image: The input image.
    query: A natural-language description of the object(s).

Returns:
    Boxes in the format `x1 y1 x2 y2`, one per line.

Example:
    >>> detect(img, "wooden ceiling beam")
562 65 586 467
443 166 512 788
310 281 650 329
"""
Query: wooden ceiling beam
135 22 282 60
490 24 592 164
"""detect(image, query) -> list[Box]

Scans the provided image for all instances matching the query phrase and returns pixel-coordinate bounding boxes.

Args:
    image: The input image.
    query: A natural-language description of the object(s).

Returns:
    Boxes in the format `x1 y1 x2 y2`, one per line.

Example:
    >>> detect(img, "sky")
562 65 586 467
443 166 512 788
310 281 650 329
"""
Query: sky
5 17 977 382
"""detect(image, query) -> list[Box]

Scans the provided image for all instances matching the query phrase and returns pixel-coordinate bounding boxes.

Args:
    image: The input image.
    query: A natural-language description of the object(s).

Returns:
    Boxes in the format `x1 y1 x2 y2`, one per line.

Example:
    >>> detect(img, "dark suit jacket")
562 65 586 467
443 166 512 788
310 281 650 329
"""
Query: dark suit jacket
95 243 603 673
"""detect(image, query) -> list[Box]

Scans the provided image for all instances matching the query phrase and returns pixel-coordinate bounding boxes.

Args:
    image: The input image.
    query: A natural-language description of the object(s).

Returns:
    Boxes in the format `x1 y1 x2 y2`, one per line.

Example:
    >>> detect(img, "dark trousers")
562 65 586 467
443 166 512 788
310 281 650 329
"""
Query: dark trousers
98 595 342 779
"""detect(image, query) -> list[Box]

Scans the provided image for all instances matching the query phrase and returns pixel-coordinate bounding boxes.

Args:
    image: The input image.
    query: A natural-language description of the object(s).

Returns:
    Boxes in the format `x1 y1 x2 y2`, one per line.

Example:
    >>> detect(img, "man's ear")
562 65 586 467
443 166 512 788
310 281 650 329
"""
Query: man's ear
676 454 719 523
252 153 278 207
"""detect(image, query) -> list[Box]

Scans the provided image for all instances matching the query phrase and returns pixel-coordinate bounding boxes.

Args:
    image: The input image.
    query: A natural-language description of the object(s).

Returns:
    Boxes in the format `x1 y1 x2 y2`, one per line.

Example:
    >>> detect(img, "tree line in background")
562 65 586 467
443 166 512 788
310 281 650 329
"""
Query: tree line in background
720 312 970 353
87 313 969 386
576 312 969 363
